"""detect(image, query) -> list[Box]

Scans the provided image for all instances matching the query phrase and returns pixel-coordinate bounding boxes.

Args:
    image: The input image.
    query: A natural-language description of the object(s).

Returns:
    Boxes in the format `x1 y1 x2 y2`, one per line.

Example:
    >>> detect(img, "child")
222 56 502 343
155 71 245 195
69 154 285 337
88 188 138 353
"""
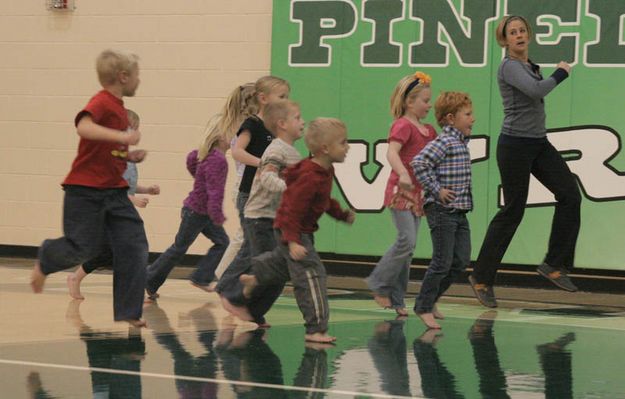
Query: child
145 113 230 298
31 49 148 327
411 91 474 329
67 109 160 300
239 118 355 343
220 76 290 273
366 71 436 317
212 83 258 284
218 99 305 326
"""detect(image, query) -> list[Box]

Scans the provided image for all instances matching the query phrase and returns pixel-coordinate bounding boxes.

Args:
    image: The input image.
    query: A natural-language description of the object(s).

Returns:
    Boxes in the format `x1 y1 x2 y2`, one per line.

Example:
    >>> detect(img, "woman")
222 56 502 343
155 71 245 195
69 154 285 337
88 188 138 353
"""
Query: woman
469 15 581 308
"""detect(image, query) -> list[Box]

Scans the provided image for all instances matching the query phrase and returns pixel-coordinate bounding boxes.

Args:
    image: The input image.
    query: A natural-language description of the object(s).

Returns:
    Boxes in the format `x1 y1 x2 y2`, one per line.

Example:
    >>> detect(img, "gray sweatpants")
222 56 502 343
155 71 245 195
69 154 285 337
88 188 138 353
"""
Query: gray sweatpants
252 229 329 335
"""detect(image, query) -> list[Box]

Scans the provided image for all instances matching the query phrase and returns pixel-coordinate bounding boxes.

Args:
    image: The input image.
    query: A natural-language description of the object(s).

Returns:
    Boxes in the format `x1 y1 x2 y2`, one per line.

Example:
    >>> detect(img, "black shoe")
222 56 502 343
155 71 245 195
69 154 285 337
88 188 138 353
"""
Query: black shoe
468 275 497 308
537 263 578 292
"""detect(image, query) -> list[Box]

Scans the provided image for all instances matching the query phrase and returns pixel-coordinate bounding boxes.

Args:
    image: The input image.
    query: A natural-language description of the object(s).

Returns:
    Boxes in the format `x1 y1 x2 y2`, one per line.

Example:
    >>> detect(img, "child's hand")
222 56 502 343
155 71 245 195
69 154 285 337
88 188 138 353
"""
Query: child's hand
398 173 414 191
438 188 456 204
147 185 160 195
345 210 356 225
127 149 147 163
125 129 141 145
288 242 308 260
130 195 149 208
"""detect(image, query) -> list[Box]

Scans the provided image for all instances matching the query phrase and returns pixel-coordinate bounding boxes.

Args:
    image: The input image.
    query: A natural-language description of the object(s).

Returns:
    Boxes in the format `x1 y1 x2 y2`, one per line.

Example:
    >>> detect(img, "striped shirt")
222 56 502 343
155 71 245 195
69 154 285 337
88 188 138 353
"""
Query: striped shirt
244 138 302 219
411 125 473 211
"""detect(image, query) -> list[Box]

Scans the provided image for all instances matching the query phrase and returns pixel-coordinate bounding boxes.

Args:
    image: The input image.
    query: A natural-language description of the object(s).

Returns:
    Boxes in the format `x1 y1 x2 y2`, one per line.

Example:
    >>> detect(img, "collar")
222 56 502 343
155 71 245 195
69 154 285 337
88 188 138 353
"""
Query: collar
442 125 469 143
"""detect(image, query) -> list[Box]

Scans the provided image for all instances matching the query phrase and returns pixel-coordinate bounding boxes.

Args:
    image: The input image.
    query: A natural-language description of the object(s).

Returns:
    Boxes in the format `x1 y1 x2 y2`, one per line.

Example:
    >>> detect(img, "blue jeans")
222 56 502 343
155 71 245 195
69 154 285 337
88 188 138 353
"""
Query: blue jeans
38 185 147 321
367 209 420 309
415 203 471 313
146 207 229 293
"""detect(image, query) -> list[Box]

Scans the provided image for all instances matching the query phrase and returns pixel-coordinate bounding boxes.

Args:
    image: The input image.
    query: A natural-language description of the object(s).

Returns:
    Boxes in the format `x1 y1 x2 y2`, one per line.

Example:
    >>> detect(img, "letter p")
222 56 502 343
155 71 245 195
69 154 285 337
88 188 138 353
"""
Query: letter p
289 0 357 66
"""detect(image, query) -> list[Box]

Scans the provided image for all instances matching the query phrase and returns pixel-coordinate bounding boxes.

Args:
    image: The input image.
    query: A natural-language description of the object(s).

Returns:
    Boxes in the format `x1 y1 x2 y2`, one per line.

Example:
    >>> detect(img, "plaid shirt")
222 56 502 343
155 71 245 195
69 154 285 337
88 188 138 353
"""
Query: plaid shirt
411 125 473 211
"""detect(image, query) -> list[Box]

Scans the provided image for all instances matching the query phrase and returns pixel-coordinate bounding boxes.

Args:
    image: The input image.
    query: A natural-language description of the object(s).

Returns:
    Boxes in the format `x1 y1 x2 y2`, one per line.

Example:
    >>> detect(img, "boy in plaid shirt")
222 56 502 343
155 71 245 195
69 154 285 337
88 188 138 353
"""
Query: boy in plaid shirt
411 92 474 329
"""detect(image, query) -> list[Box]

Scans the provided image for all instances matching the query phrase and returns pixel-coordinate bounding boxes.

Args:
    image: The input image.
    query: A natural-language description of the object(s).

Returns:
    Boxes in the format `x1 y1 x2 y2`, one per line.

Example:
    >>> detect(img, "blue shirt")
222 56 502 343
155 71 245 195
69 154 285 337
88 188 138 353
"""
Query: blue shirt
411 126 473 211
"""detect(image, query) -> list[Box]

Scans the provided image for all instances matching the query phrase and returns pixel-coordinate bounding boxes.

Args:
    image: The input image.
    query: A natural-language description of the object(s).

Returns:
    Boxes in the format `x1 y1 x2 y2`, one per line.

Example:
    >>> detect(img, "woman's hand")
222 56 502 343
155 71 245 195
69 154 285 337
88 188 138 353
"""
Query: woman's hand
557 61 571 74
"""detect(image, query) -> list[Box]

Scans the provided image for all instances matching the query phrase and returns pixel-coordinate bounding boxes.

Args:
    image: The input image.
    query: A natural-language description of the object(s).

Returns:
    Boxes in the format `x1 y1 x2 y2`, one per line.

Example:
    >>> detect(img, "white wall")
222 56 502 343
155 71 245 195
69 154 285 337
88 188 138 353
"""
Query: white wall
0 1 273 254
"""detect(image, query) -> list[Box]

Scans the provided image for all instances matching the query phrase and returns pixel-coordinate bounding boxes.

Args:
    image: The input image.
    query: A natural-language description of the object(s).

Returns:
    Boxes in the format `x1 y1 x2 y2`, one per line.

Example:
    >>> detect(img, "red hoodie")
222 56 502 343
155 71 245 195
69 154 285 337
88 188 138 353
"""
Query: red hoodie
274 158 350 244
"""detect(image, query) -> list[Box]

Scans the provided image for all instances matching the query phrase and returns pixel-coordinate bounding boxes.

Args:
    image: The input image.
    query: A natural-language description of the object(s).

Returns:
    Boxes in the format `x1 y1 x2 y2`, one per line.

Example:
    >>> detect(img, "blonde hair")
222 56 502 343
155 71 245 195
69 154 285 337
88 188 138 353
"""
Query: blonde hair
198 114 224 161
304 117 346 154
263 100 300 135
495 15 533 48
219 83 258 142
126 109 140 130
96 49 139 86
255 75 290 108
434 91 472 128
390 73 431 119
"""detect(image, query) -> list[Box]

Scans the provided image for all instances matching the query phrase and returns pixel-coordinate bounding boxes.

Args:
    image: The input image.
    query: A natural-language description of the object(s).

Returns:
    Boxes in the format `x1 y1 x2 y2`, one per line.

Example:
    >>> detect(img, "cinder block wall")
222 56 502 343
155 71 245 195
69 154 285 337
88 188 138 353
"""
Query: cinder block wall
0 1 273 254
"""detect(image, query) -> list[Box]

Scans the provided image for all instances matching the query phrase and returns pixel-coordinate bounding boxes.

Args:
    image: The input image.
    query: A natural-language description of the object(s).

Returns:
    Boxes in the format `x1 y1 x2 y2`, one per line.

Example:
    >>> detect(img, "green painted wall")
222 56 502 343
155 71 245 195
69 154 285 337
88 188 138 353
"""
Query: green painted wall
271 0 625 270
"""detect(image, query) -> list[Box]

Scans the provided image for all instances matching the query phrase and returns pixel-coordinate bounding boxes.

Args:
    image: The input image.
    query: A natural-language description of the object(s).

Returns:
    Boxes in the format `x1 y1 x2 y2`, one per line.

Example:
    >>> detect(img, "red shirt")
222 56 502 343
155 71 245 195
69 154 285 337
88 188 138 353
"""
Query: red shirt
274 158 350 244
62 90 129 188
383 117 436 215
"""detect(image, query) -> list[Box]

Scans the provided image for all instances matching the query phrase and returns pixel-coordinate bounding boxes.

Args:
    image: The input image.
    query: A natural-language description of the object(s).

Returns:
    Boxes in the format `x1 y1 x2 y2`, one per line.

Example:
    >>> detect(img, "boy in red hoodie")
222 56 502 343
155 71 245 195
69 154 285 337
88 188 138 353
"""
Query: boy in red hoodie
239 117 355 343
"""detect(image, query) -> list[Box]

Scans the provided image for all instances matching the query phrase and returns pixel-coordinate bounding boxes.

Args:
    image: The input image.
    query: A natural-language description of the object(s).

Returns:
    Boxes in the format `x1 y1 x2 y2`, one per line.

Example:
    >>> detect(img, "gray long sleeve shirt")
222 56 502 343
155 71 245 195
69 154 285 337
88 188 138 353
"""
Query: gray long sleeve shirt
498 57 568 138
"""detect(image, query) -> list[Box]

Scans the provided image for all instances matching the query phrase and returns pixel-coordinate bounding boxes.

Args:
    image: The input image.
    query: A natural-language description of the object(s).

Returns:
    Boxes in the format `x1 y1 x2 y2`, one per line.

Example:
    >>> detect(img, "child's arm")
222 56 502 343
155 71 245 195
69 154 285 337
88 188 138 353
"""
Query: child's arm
387 141 414 190
134 184 160 195
187 150 199 177
232 131 260 167
203 156 228 225
129 195 149 208
325 199 354 224
411 140 455 203
76 115 140 145
258 149 288 193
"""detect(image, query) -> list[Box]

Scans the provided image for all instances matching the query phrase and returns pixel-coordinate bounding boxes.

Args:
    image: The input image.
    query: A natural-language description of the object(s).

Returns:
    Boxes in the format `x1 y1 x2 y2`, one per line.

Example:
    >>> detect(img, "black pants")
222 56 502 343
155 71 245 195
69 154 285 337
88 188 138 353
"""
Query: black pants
473 136 581 286
38 186 148 321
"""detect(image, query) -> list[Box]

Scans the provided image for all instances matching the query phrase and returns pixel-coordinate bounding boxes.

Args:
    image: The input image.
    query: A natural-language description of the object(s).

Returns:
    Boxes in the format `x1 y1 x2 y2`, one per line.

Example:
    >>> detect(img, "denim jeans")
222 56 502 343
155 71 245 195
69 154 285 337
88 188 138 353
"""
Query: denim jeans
414 204 471 313
38 185 148 321
146 207 229 293
367 209 420 309
473 136 581 285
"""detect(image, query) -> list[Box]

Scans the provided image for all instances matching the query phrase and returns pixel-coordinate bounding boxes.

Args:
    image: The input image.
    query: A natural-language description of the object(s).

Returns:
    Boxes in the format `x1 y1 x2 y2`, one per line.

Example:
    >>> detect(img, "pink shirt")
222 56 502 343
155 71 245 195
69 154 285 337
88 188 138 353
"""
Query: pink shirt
383 117 436 215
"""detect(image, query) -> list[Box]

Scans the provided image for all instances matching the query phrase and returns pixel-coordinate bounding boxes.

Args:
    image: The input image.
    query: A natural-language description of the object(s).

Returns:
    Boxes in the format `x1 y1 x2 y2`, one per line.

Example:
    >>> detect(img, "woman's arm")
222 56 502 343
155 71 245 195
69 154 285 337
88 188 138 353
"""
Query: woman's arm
501 60 569 100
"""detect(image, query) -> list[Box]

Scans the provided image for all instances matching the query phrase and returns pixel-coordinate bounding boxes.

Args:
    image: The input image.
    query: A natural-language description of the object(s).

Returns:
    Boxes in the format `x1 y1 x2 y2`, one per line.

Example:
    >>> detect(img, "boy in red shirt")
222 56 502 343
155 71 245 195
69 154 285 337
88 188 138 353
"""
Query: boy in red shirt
239 117 355 343
31 49 148 327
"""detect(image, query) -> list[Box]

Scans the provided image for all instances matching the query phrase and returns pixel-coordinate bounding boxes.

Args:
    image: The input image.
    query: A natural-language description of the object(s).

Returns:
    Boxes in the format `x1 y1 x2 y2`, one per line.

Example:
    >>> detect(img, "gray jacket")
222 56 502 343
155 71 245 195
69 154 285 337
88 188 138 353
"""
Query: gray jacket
498 57 568 138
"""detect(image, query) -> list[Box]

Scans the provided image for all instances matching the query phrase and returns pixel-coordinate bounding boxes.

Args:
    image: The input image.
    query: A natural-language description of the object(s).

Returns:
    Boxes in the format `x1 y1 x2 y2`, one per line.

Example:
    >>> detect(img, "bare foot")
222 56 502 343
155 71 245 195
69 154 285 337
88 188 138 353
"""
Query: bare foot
123 319 148 328
305 341 335 350
256 321 272 329
373 294 391 309
417 312 441 329
67 274 85 300
239 274 258 299
30 261 46 293
395 307 409 317
190 281 215 293
432 304 445 320
144 289 159 303
220 295 254 322
418 328 444 344
305 332 337 343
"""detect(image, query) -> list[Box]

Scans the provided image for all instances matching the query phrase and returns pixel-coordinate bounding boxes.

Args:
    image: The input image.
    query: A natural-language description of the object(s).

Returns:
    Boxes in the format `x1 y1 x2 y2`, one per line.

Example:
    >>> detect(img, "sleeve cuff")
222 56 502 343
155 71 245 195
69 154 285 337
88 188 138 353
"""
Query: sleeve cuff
551 68 569 85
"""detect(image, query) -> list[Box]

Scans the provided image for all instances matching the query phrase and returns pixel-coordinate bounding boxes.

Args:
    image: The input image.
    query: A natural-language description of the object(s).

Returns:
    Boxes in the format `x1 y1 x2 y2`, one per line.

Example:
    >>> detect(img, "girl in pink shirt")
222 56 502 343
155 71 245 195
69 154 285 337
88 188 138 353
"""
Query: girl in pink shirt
367 72 436 316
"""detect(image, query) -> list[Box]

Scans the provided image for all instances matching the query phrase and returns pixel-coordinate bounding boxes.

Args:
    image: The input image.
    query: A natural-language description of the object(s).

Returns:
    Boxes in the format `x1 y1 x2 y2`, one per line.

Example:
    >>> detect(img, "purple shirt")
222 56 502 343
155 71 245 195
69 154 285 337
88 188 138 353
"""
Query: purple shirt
183 149 228 224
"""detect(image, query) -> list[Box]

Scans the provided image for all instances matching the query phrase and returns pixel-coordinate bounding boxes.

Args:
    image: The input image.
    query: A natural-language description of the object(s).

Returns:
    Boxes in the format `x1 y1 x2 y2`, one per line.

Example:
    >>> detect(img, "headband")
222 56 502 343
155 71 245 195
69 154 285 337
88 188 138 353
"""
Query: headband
403 71 432 100
502 15 523 37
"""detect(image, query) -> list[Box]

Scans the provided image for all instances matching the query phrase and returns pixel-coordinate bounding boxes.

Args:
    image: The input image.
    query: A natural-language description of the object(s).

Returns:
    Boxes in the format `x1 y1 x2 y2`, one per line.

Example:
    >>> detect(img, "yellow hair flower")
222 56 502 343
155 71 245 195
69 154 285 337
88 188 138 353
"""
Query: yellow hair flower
413 71 432 85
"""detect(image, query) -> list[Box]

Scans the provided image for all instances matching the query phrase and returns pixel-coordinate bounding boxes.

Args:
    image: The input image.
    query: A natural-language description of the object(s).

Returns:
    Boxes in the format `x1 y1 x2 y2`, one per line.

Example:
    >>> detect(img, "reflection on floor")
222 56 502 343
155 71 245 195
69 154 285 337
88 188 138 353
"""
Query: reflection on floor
1 265 625 399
